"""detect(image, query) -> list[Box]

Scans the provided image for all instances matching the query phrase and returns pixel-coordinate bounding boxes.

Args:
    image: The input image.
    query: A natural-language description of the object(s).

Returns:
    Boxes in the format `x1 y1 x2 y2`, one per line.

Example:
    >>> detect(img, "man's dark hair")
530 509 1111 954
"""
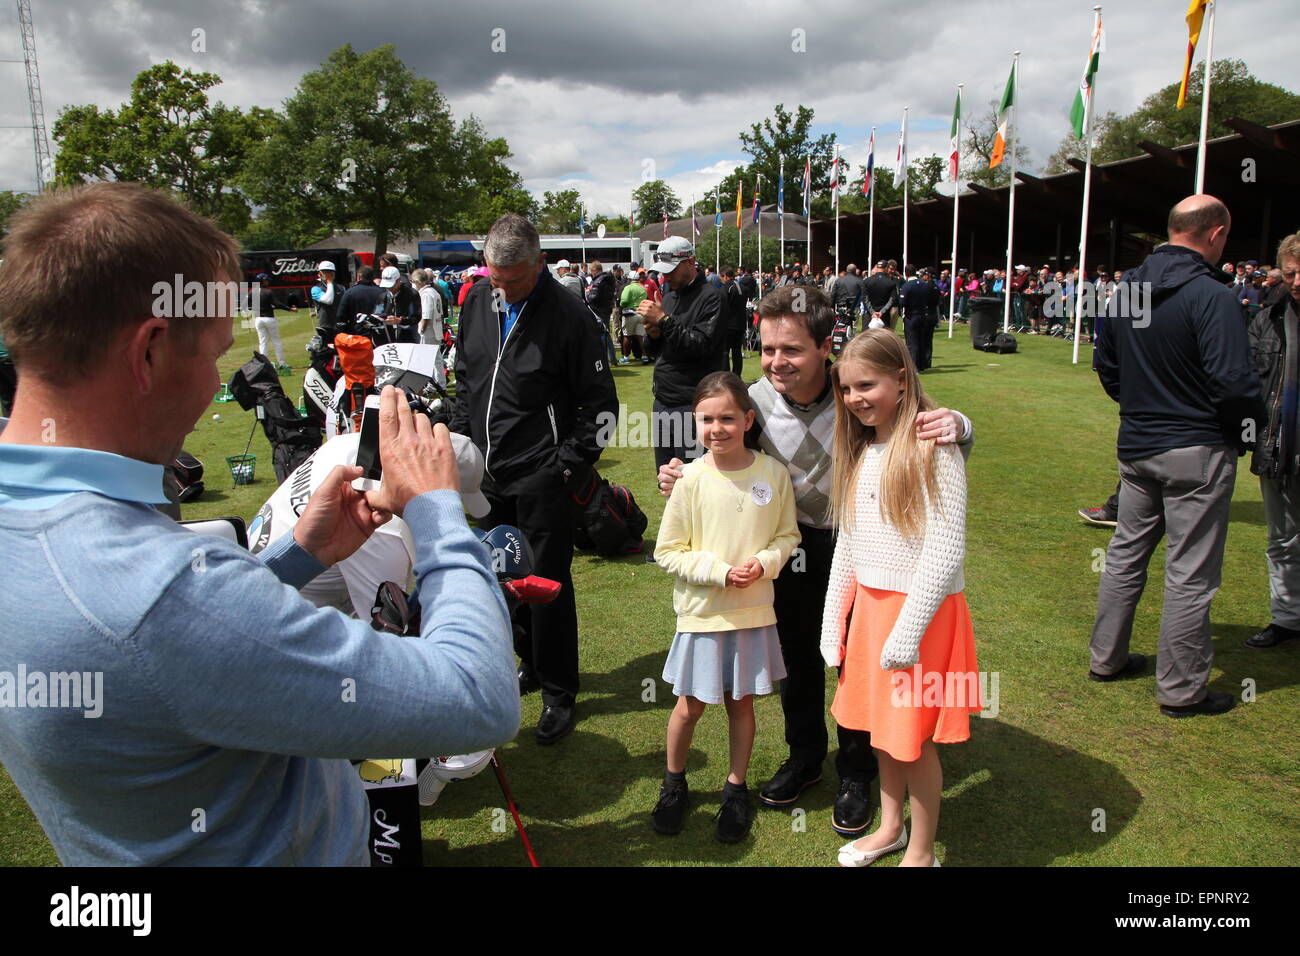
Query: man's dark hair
1167 198 1229 237
357 266 377 283
722 266 735 278
757 284 833 344
378 253 398 268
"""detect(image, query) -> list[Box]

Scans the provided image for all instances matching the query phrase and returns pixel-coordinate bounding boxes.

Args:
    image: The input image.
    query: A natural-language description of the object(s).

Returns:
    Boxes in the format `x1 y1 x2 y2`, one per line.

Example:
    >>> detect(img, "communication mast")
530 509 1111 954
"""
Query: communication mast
17 0 52 190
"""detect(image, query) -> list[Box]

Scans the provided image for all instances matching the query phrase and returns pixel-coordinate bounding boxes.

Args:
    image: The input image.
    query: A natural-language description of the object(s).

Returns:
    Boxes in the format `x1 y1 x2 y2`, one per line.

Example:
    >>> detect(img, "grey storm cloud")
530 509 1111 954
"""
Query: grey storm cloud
1 0 1294 203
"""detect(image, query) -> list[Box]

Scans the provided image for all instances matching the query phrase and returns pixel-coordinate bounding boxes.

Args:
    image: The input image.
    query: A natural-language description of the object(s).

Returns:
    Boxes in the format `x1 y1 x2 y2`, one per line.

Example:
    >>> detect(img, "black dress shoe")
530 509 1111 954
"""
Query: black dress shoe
535 703 575 744
1089 652 1147 682
758 758 822 807
518 664 541 696
1161 691 1235 719
831 778 873 835
1245 623 1300 649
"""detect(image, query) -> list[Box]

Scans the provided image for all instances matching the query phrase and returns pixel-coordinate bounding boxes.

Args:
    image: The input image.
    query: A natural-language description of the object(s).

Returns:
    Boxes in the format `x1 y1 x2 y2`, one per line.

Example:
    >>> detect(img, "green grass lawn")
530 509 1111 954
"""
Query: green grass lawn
2 310 1297 867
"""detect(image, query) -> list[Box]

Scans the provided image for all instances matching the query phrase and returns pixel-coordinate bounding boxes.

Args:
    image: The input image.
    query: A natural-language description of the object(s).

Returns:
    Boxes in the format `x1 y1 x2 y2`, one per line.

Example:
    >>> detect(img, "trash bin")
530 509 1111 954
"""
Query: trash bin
968 296 1002 347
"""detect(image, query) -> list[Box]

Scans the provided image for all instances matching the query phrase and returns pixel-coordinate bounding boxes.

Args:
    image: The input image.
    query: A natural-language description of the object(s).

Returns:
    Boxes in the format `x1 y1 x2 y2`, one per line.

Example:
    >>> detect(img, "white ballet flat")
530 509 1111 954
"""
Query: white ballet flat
837 828 908 867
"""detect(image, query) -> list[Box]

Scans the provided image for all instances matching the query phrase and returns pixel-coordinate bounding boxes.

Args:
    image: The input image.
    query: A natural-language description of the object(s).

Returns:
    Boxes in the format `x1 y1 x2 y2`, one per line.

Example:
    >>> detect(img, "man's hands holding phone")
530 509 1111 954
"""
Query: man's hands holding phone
293 386 461 566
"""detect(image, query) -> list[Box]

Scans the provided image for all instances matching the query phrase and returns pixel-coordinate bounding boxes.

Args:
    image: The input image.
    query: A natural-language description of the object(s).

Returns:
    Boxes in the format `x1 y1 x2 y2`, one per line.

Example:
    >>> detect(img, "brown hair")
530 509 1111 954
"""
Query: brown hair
756 284 833 344
693 371 759 448
829 329 939 540
1276 233 1300 269
0 182 240 383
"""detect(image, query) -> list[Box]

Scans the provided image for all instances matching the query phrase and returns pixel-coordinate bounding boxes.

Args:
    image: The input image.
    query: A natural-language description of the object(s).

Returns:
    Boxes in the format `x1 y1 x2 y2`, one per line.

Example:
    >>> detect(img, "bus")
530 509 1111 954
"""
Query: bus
239 248 359 310
418 236 650 276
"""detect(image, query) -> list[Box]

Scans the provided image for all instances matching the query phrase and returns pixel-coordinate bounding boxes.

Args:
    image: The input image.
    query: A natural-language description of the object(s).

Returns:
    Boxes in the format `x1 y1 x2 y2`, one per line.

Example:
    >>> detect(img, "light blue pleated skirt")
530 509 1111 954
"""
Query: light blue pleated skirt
662 625 786 704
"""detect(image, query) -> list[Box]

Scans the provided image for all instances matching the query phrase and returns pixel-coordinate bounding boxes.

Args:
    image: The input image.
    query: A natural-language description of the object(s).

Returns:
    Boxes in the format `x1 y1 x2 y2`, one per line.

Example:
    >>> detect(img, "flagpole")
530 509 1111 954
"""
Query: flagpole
1195 0 1216 193
833 143 841 277
804 162 810 273
780 157 786 271
715 188 720 270
737 186 743 271
949 84 963 339
580 202 586 269
1073 6 1101 366
1003 52 1021 333
901 107 910 278
757 175 764 278
868 126 876 272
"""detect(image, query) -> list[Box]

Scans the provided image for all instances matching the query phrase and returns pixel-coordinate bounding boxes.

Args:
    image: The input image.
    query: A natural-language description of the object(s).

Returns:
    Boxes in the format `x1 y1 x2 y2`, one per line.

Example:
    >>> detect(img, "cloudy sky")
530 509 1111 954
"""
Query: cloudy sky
0 0 1292 218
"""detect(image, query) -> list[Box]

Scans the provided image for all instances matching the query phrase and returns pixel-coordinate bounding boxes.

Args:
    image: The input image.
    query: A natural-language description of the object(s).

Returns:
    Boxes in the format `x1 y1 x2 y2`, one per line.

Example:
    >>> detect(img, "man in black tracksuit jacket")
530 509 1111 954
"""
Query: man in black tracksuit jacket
450 215 619 743
1089 195 1266 717
637 236 728 471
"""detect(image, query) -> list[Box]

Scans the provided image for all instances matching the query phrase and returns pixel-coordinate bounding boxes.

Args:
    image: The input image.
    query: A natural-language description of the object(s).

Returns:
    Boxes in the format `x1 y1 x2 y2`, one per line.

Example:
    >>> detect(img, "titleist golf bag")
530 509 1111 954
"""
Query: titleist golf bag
227 352 322 483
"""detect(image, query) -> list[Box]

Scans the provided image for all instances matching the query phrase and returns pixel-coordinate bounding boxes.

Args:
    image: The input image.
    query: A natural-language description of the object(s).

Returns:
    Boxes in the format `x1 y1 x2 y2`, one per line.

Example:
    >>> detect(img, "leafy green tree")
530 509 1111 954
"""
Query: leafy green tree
51 62 268 233
1046 59 1300 172
591 213 631 233
242 44 474 260
714 104 839 222
448 118 537 232
536 189 584 233
632 180 681 225
0 191 32 237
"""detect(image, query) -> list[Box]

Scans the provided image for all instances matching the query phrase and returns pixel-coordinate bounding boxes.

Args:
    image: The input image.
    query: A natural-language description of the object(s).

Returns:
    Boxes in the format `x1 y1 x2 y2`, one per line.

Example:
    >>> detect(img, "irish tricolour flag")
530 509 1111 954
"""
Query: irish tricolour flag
1069 15 1105 140
948 89 961 181
990 63 1015 168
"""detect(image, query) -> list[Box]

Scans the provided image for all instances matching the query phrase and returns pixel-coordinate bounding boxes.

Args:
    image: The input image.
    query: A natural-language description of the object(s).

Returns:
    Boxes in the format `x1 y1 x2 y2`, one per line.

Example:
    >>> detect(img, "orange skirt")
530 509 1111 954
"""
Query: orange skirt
830 585 980 762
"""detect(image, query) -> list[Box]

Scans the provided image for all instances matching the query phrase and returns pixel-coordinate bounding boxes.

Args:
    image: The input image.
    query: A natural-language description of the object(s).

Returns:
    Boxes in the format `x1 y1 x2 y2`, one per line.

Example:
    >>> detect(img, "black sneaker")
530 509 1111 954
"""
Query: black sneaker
1078 505 1118 527
1245 623 1300 648
715 788 753 843
651 780 689 835
1161 691 1235 719
831 778 873 835
758 758 822 807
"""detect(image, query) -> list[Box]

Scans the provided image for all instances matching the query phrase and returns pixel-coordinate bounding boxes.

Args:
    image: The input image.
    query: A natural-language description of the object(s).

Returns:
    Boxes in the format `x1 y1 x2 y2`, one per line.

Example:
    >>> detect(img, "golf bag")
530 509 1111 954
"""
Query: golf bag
974 331 1018 354
227 352 322 483
333 333 377 434
362 525 553 867
569 467 648 556
831 311 854 356
302 328 343 433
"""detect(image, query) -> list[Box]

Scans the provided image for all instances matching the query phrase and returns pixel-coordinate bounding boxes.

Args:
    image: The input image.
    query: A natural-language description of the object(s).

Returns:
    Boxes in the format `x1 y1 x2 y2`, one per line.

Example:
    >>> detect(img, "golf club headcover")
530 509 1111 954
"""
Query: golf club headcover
479 525 534 581
504 575 562 605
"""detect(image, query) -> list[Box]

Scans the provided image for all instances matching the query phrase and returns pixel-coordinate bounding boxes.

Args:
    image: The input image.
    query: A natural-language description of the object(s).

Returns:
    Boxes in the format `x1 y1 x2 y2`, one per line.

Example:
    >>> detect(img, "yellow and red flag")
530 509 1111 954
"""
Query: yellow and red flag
1177 0 1210 110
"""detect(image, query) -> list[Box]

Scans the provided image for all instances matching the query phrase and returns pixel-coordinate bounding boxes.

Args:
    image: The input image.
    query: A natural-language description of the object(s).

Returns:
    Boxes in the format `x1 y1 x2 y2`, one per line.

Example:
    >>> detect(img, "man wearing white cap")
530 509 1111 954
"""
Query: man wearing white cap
637 235 727 470
555 259 583 298
311 261 347 339
378 265 419 343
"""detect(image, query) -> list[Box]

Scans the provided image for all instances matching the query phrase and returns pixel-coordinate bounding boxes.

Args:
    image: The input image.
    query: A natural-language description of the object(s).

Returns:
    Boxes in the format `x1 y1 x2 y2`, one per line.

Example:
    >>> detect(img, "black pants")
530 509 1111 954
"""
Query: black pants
773 524 878 782
479 467 579 709
728 327 746 376
904 313 936 371
652 399 698 472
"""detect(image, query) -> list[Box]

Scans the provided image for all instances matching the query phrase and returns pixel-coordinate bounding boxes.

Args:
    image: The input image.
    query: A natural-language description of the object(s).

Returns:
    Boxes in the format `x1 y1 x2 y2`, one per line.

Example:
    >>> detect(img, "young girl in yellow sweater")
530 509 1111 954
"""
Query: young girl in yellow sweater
652 371 800 843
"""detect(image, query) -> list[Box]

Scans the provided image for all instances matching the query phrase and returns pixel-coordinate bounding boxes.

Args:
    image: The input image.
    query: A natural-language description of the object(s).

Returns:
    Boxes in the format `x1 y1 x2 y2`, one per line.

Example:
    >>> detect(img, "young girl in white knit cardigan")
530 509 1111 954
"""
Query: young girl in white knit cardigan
821 329 979 868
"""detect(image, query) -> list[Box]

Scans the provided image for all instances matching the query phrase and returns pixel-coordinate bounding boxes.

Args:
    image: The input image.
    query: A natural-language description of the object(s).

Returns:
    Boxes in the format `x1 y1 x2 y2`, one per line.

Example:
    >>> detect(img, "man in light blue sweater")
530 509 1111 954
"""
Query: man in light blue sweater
0 183 520 865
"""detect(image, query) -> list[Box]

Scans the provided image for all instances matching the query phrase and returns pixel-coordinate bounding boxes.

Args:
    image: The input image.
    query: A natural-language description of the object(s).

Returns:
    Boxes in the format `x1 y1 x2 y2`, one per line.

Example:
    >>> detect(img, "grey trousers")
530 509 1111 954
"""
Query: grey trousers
1260 475 1300 629
1090 444 1235 706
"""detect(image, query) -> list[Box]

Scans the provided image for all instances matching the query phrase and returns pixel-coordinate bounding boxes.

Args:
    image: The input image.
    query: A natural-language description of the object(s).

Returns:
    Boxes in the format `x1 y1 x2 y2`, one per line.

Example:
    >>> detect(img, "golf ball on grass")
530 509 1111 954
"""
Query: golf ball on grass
212 414 221 422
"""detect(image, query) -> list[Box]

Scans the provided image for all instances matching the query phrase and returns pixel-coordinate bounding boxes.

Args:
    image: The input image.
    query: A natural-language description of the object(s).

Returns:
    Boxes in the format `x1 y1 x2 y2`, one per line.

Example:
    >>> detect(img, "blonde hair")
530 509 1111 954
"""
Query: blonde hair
829 329 939 540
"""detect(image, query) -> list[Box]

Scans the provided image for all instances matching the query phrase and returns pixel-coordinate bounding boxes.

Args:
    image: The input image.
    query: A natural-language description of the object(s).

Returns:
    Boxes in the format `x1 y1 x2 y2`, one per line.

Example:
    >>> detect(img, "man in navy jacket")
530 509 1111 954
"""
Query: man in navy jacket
1090 195 1266 718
